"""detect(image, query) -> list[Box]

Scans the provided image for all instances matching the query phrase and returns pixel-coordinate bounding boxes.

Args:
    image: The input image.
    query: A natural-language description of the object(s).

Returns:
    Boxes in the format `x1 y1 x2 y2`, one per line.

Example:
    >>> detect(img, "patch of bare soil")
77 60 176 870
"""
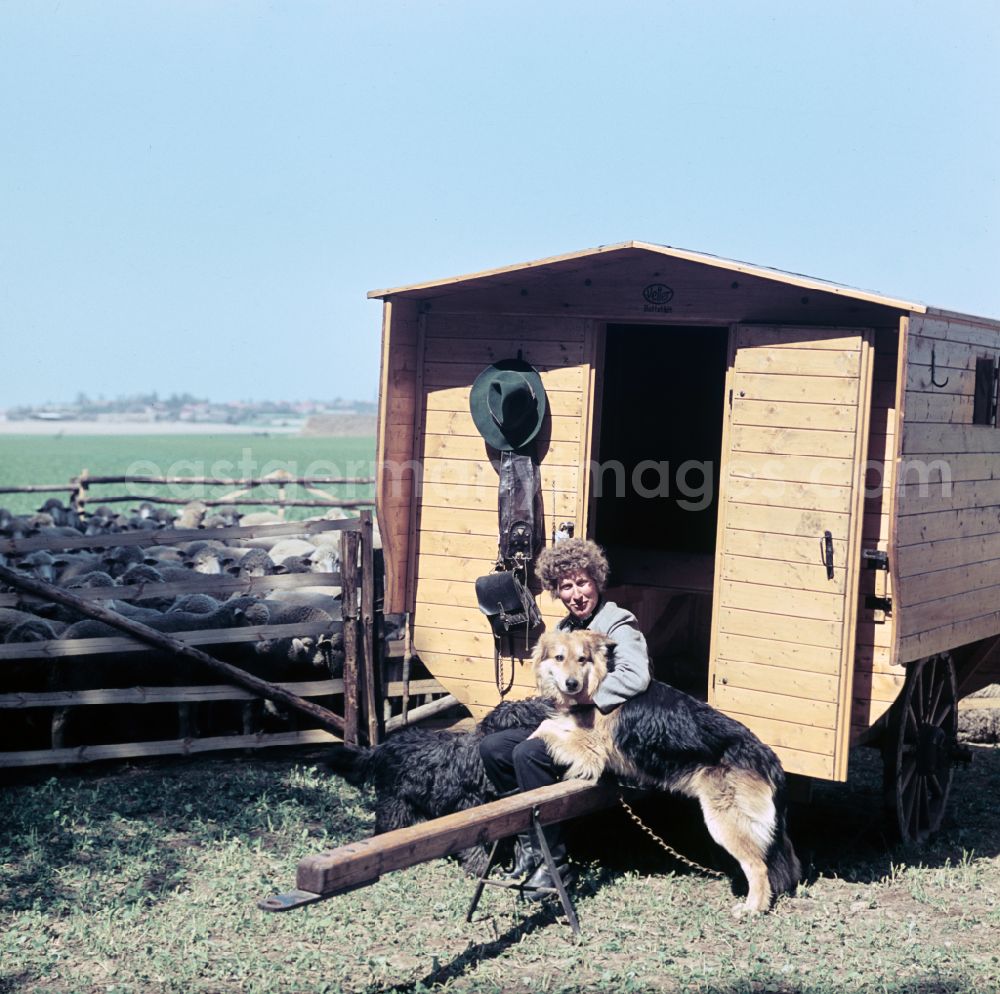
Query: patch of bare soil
301 414 376 436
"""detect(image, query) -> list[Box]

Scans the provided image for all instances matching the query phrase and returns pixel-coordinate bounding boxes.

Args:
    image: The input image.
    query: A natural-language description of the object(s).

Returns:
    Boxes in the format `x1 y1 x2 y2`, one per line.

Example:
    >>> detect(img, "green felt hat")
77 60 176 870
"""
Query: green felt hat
469 357 547 452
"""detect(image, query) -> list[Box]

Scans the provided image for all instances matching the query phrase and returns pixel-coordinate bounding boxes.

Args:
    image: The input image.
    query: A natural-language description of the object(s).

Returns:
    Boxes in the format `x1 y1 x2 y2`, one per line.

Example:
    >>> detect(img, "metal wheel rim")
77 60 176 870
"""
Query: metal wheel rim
890 653 957 844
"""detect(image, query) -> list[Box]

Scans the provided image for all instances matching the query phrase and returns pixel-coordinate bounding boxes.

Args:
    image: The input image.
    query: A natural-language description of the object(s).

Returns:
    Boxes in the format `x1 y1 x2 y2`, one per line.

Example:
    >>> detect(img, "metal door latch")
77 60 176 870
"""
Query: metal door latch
823 531 835 580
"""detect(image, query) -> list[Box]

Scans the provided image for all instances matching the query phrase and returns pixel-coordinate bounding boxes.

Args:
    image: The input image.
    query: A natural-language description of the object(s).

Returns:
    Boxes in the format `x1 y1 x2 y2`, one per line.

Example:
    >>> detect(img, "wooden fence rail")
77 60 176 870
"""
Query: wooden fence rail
0 679 442 711
0 475 374 494
0 483 81 495
65 494 375 509
6 731 343 768
0 691 455 770
77 475 372 486
0 620 338 661
0 470 375 517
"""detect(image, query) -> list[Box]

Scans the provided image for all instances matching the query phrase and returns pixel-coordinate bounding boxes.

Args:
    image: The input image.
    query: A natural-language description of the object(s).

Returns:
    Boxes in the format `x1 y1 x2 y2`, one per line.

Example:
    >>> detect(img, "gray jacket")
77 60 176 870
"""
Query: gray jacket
557 599 651 713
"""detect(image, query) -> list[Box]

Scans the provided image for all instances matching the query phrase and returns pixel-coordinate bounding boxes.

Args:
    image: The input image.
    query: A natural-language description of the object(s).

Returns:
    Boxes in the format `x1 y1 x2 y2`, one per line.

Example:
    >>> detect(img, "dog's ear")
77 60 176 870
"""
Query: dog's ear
531 632 562 698
530 631 552 666
584 631 617 671
605 641 617 671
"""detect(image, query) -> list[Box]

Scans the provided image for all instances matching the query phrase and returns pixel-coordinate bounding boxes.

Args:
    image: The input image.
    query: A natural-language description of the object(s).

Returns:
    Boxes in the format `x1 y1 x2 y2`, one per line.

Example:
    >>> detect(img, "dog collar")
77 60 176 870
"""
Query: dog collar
563 600 602 630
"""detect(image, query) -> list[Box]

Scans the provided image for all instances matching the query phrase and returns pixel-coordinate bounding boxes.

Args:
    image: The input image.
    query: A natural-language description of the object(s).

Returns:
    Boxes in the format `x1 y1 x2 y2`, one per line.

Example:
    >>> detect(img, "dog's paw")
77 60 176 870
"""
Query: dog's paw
528 717 570 742
528 718 552 740
731 901 766 919
564 760 604 781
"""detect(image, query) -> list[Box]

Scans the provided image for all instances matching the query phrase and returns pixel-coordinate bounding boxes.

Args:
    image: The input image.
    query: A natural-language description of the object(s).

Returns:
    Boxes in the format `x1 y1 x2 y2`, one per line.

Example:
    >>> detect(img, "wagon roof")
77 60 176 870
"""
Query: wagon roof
368 240 928 313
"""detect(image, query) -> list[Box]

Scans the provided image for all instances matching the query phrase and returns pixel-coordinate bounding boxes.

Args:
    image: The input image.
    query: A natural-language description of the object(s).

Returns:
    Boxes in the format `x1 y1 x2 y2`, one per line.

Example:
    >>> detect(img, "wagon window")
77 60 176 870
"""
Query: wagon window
972 357 997 426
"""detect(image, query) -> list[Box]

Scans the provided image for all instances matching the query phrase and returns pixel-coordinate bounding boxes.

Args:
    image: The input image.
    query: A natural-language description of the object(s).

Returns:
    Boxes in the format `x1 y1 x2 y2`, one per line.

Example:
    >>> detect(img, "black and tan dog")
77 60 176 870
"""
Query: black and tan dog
530 629 800 913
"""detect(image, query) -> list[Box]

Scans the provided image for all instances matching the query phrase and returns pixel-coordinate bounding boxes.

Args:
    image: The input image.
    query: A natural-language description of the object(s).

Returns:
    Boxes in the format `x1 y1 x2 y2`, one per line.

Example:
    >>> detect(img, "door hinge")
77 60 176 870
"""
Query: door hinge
863 549 889 571
865 594 892 614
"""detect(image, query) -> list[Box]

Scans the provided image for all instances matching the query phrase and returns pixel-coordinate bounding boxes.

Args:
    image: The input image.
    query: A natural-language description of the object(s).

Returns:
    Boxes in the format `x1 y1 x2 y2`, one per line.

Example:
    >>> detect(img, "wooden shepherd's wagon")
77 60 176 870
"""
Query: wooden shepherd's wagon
371 241 1000 844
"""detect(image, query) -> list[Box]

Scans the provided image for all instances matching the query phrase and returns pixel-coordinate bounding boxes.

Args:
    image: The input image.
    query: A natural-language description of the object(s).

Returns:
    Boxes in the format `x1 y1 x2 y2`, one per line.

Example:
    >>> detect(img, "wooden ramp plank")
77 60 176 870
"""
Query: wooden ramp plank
296 779 624 897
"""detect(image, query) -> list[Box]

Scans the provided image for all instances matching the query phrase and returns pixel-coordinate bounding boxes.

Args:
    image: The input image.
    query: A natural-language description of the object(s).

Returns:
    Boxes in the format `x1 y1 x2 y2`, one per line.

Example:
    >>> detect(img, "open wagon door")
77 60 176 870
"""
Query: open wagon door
708 324 874 781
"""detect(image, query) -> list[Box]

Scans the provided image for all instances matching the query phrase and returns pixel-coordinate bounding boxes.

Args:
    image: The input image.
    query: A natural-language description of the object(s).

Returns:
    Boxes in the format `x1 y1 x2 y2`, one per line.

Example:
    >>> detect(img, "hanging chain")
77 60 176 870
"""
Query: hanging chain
494 639 507 697
618 795 725 879
491 553 530 699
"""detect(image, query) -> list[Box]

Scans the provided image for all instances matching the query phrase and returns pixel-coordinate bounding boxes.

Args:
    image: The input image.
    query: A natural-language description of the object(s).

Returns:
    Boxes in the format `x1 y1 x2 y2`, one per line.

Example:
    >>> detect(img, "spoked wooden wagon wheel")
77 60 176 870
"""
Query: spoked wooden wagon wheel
883 653 965 844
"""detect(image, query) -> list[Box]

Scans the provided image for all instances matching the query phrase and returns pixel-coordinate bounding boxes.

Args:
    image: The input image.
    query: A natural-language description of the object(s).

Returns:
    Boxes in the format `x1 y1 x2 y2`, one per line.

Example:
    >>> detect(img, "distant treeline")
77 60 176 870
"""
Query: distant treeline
5 393 376 423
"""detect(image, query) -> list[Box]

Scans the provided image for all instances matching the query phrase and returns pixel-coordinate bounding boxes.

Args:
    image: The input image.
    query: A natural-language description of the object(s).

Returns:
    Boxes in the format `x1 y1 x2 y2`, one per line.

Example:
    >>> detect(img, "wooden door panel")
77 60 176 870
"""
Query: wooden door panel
709 325 874 781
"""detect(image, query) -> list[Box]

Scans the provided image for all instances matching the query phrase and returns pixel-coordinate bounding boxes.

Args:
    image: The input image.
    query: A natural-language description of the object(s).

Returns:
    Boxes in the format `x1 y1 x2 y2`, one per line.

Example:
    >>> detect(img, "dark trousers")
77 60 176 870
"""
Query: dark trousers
479 727 567 794
480 727 571 869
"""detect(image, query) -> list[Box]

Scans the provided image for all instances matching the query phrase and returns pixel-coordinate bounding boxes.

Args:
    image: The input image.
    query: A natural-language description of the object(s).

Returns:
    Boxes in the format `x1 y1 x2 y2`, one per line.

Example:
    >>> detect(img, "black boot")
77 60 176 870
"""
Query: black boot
500 832 541 881
523 827 575 901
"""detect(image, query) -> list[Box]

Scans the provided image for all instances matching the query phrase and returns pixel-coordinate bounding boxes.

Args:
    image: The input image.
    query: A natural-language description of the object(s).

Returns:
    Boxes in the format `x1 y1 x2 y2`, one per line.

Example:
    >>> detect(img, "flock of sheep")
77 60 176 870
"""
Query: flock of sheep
0 497 357 749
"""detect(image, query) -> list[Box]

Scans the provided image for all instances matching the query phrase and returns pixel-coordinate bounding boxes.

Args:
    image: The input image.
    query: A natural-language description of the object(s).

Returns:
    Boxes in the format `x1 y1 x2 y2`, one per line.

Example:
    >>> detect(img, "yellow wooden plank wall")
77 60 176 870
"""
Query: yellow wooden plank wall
896 312 1000 661
409 314 596 719
850 327 904 739
375 300 420 613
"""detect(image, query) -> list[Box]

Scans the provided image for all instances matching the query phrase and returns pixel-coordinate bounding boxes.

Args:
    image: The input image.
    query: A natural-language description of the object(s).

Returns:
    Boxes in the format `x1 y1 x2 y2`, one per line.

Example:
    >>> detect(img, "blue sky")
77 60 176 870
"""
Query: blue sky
1 0 998 407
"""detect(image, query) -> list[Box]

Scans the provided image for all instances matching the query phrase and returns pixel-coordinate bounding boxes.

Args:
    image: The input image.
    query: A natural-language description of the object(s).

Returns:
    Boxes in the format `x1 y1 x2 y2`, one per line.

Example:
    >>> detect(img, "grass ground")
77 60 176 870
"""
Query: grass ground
2 744 999 994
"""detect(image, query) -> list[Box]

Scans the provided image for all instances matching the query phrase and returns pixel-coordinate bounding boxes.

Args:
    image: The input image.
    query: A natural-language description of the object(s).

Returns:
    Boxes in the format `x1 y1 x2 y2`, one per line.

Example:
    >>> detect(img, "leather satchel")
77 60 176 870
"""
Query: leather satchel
474 570 542 639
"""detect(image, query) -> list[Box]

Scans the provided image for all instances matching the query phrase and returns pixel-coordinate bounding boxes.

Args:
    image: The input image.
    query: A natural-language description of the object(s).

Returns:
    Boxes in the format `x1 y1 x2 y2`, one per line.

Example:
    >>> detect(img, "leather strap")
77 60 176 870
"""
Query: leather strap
498 449 541 563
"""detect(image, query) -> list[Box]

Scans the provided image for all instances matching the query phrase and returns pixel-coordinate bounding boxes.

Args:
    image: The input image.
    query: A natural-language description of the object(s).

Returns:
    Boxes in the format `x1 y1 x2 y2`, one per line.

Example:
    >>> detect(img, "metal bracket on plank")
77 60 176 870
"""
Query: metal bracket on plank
257 889 324 912
258 876 379 912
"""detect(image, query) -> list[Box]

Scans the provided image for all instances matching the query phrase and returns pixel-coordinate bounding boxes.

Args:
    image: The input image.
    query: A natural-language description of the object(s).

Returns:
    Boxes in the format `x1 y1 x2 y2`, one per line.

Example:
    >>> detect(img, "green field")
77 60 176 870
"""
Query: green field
0 434 376 518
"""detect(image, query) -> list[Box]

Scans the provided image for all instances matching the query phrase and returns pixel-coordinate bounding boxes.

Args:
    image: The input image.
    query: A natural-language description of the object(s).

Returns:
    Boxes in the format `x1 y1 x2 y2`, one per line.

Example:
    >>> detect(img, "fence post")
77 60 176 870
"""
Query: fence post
360 510 380 745
71 469 89 518
49 659 68 752
340 527 360 746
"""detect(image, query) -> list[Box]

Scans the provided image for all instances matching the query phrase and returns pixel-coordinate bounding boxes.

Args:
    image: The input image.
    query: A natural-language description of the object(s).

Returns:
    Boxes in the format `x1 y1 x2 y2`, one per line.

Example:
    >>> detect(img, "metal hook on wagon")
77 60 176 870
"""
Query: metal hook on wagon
930 345 949 388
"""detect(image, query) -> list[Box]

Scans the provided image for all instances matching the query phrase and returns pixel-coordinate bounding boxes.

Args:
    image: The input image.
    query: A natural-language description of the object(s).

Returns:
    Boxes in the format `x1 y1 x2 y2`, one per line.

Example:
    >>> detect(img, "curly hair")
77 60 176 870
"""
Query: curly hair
536 537 609 593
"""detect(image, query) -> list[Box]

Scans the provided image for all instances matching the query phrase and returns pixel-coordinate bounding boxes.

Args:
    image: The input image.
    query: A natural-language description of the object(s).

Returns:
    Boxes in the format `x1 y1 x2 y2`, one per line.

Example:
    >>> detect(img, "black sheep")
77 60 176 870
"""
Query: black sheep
61 595 269 640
